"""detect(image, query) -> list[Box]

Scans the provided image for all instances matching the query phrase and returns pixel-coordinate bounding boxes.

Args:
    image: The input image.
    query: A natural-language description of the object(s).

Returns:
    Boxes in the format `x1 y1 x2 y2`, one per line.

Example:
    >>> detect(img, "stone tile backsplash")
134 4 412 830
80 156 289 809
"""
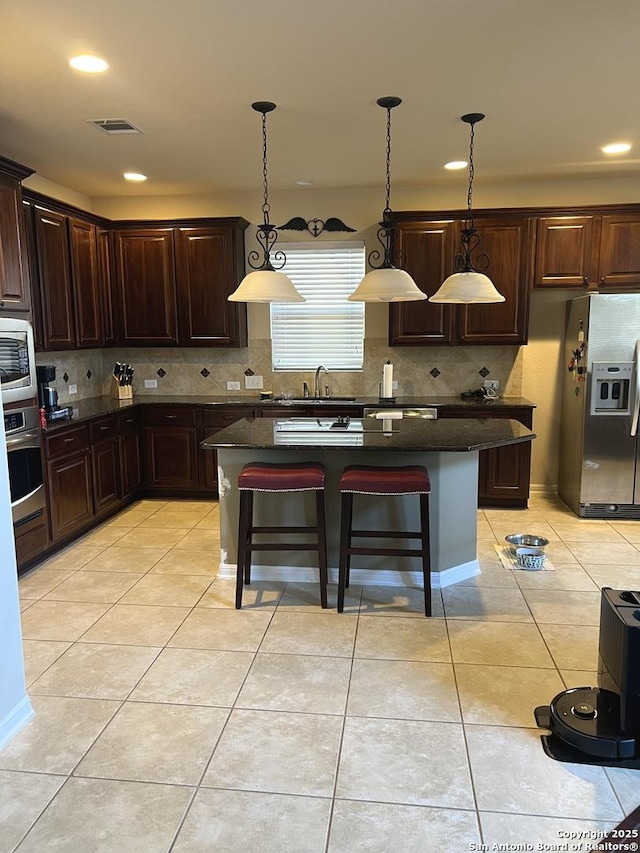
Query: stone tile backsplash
38 340 523 405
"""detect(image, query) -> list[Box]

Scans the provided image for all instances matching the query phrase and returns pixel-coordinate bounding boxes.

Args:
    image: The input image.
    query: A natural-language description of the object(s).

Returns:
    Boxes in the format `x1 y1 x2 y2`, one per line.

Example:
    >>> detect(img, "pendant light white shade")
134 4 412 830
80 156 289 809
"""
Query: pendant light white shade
429 270 505 303
348 268 427 302
228 269 305 303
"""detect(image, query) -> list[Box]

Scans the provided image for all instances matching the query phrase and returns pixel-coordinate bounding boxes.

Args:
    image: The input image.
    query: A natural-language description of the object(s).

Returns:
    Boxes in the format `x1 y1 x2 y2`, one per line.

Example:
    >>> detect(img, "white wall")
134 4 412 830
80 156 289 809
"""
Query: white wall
0 408 33 750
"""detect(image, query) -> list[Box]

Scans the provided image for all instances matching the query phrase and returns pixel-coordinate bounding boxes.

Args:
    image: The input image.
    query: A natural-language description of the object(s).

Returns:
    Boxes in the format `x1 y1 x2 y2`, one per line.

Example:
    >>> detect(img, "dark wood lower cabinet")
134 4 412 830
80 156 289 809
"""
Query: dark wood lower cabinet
143 426 199 490
47 449 93 540
92 437 120 514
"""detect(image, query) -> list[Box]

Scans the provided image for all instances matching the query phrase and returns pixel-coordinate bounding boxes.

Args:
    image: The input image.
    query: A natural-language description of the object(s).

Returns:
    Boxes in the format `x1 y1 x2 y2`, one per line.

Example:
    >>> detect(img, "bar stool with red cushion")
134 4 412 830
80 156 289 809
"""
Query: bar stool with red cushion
236 461 328 609
338 464 432 616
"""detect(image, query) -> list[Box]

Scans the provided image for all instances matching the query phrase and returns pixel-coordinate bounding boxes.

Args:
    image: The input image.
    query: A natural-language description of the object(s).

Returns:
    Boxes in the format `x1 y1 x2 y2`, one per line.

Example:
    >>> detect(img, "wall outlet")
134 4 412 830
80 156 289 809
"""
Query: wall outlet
244 375 264 390
392 380 398 390
227 381 241 391
68 384 77 395
144 379 158 389
483 380 499 390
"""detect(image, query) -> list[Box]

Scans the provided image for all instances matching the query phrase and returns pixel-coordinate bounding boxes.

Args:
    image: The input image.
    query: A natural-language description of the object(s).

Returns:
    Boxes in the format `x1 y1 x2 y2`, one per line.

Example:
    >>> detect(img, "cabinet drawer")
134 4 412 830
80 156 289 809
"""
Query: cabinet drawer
145 406 196 427
201 407 253 428
89 416 117 442
118 410 142 435
45 425 89 459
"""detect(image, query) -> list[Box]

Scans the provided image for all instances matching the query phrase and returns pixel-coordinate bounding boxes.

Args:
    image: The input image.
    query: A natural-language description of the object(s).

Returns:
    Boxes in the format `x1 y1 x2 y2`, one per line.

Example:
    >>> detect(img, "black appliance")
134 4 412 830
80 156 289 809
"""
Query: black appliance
36 365 72 422
535 587 640 768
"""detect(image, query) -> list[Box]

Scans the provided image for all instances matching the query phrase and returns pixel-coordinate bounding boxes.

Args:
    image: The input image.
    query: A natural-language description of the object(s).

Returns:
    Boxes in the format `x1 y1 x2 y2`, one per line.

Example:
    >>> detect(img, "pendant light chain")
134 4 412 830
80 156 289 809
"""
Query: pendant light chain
466 119 476 230
261 110 271 225
383 104 392 219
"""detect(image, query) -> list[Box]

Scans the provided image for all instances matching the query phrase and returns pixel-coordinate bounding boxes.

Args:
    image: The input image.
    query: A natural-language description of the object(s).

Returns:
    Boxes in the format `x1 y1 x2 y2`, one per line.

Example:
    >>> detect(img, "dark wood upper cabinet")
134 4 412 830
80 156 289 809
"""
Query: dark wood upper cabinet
113 228 178 345
534 216 596 287
33 206 76 350
390 221 457 345
598 214 640 288
97 228 115 346
69 217 101 348
458 217 532 345
175 224 247 347
0 167 32 313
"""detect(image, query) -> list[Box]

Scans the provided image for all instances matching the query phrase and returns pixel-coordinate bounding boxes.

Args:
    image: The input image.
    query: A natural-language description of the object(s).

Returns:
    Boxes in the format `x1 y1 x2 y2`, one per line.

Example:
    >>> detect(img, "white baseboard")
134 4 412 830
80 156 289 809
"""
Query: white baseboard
0 695 34 752
217 560 480 589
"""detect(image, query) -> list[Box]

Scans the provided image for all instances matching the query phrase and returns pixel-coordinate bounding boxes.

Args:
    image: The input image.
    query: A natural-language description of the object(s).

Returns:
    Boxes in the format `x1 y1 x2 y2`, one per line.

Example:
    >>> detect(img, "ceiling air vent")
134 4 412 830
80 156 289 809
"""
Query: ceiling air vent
88 118 143 135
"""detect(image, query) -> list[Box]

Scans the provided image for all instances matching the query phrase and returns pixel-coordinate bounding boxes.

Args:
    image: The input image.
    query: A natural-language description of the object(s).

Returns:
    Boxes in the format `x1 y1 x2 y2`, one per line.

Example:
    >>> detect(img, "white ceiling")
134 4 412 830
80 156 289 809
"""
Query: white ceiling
1 0 639 198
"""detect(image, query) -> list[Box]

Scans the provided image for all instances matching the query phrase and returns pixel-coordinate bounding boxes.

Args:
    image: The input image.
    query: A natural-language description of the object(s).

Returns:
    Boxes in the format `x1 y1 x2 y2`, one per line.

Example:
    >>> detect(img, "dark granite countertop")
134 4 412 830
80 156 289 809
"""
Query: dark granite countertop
44 394 536 433
200 416 536 453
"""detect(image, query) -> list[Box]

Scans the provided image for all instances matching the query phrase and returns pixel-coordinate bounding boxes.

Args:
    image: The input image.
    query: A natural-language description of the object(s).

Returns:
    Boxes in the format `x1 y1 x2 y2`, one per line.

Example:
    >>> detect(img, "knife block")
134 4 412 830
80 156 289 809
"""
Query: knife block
111 376 133 400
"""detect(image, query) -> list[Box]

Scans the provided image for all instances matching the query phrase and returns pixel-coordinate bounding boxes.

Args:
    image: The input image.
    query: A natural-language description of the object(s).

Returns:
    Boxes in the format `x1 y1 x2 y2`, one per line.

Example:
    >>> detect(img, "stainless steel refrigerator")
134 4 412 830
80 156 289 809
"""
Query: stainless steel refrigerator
559 293 640 518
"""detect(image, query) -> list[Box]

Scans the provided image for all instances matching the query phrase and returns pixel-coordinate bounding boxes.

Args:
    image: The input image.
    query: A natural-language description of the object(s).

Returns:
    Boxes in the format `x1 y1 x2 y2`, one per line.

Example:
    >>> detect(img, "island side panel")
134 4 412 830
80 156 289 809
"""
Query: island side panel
215 448 479 587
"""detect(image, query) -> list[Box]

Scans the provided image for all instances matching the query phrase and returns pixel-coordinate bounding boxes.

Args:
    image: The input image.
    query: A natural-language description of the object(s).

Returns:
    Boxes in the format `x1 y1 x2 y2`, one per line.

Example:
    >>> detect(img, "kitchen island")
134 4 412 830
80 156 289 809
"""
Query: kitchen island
201 415 535 589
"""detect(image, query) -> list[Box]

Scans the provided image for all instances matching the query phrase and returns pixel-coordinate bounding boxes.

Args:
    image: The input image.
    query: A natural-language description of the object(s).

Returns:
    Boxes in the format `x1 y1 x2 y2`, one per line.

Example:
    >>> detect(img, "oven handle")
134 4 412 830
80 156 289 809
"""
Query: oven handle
5 430 41 448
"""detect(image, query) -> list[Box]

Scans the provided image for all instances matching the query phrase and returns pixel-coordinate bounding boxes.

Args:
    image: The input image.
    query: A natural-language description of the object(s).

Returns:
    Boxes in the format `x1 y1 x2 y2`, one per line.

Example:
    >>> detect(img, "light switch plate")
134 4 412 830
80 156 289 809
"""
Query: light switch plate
483 380 499 390
144 379 158 389
245 375 264 390
392 380 398 390
68 384 77 395
227 381 241 391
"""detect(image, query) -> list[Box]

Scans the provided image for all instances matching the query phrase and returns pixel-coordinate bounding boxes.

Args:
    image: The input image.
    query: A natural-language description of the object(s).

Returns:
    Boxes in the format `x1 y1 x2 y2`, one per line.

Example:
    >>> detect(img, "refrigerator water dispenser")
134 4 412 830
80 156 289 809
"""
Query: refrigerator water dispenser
590 362 632 415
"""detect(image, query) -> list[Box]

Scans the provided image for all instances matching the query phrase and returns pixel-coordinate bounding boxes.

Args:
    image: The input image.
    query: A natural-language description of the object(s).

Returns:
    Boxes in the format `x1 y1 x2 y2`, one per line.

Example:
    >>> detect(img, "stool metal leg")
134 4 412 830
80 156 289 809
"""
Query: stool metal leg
420 493 432 617
315 490 328 609
236 490 252 609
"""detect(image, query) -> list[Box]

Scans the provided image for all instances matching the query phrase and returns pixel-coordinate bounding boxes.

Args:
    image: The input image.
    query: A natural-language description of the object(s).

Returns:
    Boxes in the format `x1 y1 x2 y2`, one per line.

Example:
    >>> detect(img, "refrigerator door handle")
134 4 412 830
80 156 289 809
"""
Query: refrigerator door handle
631 340 640 437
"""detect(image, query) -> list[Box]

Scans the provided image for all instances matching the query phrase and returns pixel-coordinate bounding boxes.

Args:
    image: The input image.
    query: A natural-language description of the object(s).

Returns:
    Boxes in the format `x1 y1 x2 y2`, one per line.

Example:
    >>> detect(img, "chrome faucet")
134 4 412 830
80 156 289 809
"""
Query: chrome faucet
314 365 329 398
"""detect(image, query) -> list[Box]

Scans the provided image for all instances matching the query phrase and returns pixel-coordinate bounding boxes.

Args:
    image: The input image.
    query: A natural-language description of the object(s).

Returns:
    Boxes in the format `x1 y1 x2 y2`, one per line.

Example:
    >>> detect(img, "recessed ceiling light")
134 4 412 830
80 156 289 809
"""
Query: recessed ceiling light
295 179 316 186
123 172 147 182
69 54 109 73
601 142 631 155
444 160 468 170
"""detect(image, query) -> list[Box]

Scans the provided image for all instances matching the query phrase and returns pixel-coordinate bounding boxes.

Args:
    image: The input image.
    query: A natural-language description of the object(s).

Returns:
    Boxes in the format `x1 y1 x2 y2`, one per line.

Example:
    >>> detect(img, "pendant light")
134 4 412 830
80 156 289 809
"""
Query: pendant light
348 97 426 303
429 113 505 304
229 102 304 303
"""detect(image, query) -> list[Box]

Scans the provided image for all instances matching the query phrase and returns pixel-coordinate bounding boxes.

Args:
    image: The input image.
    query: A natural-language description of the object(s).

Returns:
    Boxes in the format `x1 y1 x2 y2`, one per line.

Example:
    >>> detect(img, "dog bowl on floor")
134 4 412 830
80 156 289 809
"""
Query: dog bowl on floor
505 533 549 552
515 547 546 571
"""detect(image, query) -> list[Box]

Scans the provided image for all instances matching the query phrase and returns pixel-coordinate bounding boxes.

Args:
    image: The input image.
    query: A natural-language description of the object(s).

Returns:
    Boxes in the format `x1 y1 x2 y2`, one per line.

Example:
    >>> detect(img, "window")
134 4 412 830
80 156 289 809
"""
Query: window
270 241 365 371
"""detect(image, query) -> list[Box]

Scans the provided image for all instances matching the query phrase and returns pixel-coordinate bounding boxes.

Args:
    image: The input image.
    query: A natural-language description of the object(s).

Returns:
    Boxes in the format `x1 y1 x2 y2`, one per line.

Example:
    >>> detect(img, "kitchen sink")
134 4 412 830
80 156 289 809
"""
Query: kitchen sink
274 397 357 403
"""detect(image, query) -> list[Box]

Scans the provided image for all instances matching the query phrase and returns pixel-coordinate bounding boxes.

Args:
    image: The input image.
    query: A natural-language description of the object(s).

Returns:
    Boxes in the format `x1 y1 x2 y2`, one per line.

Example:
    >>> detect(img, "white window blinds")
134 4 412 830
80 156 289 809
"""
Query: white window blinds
270 241 365 371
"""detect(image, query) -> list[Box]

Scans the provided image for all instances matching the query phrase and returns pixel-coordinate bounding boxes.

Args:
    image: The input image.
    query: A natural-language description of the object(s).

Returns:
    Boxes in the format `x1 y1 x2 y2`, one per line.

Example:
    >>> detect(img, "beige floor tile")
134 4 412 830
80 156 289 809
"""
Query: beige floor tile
194 510 220 529
99 511 149 527
583 563 640 589
456 564 518 588
76 701 229 785
21 600 111 641
348 659 460 722
18 568 77 599
154 500 212 515
447 621 555 667
354 614 451 662
260 611 357 657
20 599 34 612
542 541 582 565
120 500 168 515
521 588 601 625
358 584 442 616
131 647 253 706
202 708 342 796
0 769 65 852
79 545 168 573
237 653 351 715
173 788 331 853
538 624 600 671
610 520 640 543
563 539 640 565
483 509 548 525
514 564 598 591
488 521 558 542
149 549 219 576
605 767 640 814
136 511 204 529
559 670 598 689
168 608 272 651
549 523 626 543
479 812 617 851
443 585 533 622
455 663 564 727
0 695 120 774
22 639 72 686
17 777 192 853
29 642 161 699
77 527 133 547
79 604 190 646
42 570 143 603
119 573 212 606
277 581 359 613
37 545 106 571
328 801 480 853
336 717 474 808
198 578 285 608
465 724 623 820
171 528 221 550
114 528 189 548
475 518 495 538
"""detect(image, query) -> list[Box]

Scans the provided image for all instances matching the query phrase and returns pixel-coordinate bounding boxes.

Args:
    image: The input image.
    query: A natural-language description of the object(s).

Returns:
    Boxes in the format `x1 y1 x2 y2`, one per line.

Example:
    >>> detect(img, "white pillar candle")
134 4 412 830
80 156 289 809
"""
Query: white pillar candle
382 362 394 398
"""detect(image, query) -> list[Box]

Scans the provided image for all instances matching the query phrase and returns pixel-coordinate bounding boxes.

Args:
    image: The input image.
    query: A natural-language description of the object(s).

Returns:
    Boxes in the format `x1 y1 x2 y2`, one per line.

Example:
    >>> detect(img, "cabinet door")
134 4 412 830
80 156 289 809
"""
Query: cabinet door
98 228 116 346
92 437 120 514
389 221 456 345
534 216 595 287
119 412 143 496
457 217 532 345
69 217 102 348
48 451 93 540
114 229 178 345
144 427 198 489
175 226 247 346
33 206 76 349
0 172 30 312
597 215 640 288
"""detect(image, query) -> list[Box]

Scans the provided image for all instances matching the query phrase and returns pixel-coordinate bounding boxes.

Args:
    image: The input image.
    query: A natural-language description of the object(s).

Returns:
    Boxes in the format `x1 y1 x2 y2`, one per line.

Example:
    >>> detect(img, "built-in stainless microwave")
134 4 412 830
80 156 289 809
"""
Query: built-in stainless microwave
0 317 37 404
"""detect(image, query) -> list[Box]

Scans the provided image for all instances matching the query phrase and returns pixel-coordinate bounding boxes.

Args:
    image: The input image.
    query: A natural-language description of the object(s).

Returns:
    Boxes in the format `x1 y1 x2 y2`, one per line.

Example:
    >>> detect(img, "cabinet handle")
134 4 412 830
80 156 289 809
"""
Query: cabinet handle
165 414 177 419
125 418 133 423
583 276 589 285
64 438 75 443
99 425 109 431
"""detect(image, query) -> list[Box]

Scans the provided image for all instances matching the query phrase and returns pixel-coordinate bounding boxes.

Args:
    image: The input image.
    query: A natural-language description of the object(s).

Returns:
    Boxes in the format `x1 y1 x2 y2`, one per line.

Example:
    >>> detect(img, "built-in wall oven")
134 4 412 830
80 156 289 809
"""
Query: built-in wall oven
5 406 45 525
0 317 37 405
